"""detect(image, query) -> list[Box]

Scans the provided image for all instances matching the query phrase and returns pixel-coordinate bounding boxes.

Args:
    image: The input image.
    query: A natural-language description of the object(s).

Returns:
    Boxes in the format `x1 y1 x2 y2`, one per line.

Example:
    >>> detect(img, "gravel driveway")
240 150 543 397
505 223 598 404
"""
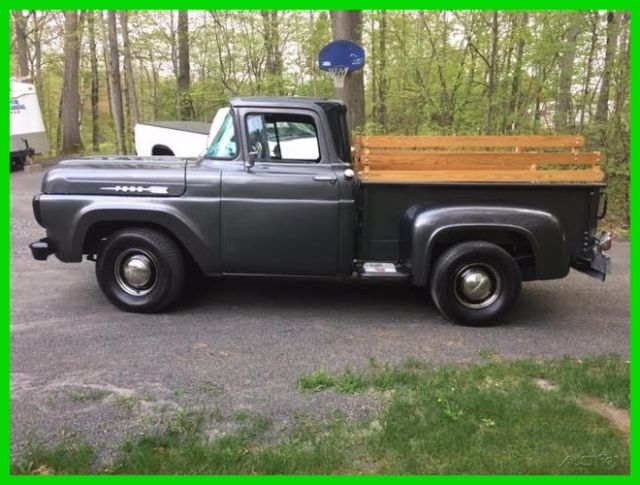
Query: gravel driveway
10 170 629 459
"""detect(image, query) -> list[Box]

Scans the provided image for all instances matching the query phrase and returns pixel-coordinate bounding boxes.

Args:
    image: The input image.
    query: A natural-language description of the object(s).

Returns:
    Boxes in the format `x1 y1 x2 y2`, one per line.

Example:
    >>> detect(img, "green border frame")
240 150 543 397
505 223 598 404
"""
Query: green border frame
4 2 635 480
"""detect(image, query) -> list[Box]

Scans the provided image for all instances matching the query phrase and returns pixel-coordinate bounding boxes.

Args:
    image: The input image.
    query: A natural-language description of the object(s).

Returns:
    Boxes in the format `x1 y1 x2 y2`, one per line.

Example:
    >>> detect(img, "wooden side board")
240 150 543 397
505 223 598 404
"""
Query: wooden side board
356 134 585 148
353 134 604 183
364 150 601 167
362 169 605 183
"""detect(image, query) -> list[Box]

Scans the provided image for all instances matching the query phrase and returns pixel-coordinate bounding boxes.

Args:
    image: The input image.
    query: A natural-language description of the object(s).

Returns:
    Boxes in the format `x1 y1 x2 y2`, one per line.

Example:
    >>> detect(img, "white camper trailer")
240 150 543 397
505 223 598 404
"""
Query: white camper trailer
10 80 49 170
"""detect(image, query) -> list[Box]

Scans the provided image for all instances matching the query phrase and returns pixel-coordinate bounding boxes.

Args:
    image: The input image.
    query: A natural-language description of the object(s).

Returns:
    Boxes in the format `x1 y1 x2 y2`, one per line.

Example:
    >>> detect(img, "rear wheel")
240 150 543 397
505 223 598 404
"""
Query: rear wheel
430 241 521 326
95 228 186 313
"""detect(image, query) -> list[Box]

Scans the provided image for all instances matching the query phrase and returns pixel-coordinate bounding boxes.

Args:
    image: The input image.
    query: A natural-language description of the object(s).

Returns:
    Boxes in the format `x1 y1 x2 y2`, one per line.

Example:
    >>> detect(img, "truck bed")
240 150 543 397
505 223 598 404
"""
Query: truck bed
358 180 604 266
354 135 604 183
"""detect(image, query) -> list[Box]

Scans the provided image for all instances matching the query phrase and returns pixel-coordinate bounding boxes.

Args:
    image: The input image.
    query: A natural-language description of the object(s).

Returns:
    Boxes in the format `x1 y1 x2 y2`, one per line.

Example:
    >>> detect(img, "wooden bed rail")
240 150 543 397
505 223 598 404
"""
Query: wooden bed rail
353 135 604 183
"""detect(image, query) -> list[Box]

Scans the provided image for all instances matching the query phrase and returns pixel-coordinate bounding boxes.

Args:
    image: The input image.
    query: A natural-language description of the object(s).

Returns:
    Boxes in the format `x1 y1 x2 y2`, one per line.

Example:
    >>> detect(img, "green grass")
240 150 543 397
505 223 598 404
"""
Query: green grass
334 369 368 394
12 354 629 474
367 354 629 474
295 369 335 391
297 353 630 409
296 368 368 394
12 437 95 474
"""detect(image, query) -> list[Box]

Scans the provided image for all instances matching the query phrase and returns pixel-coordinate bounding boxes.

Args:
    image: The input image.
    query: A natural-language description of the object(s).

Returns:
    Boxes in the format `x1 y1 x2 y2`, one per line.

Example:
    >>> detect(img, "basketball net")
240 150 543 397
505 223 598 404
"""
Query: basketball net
328 66 349 89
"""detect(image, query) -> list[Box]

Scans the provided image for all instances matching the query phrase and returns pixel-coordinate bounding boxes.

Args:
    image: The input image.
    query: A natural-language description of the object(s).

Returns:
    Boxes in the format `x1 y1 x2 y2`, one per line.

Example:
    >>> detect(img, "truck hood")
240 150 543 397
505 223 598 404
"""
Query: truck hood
41 156 189 196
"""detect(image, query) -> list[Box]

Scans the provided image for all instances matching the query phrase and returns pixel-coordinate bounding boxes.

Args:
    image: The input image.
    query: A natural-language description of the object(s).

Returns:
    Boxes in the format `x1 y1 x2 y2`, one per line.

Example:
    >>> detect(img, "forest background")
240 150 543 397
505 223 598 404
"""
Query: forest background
9 10 630 230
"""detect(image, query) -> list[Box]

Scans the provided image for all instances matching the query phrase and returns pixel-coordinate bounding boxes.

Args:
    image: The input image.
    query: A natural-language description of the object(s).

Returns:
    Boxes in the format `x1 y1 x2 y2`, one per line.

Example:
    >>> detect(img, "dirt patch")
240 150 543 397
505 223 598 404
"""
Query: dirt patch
532 378 629 443
580 397 630 443
533 378 559 391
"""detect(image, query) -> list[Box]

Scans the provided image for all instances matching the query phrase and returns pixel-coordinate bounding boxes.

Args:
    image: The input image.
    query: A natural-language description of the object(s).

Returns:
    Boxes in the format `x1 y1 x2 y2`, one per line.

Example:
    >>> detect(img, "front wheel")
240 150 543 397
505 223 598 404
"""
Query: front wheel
95 228 186 313
430 241 521 326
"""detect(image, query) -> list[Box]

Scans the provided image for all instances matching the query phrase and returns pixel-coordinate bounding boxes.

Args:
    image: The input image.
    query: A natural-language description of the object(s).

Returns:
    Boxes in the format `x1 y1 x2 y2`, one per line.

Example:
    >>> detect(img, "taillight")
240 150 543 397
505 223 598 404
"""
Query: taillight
598 231 612 251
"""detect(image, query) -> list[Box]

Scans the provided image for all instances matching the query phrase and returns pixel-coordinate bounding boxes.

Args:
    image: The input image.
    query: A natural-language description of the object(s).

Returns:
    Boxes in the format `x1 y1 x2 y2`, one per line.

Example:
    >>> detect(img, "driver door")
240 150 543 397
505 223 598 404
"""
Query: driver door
220 108 341 276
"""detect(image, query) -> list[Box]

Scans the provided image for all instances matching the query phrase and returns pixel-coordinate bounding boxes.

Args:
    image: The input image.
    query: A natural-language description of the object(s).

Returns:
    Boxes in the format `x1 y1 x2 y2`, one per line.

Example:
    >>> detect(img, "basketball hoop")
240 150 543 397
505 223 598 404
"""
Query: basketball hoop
328 66 349 88
318 40 365 90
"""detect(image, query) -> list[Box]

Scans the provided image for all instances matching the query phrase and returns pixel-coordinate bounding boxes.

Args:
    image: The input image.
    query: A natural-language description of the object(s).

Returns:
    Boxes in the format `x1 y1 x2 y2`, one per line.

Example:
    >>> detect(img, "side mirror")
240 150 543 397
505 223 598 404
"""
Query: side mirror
245 141 262 171
245 151 257 172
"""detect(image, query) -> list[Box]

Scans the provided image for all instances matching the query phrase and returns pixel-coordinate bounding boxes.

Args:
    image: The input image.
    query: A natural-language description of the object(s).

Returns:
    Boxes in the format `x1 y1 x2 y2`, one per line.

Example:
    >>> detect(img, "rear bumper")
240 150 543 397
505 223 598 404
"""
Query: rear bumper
573 231 612 281
29 237 54 261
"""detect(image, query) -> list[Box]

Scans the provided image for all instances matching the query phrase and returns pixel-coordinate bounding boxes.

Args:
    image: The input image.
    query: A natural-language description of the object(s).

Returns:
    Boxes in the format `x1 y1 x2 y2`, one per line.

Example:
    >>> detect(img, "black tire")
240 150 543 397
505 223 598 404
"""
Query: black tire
10 155 25 172
430 241 521 326
151 146 174 156
95 228 186 313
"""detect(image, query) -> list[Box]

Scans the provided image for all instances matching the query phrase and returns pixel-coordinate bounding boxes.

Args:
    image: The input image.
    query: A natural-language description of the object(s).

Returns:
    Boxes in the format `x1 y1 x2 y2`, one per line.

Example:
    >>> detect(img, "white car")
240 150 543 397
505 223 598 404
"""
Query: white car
134 121 210 157
136 107 320 161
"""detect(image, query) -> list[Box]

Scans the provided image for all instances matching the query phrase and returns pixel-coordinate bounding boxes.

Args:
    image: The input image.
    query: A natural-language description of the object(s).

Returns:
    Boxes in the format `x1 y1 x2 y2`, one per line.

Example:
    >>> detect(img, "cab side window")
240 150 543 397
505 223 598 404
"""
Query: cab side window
245 113 320 162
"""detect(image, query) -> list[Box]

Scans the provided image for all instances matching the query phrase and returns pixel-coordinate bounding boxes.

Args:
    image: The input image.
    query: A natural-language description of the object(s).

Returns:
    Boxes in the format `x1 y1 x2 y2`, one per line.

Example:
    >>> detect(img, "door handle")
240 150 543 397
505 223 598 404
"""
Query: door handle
312 175 337 183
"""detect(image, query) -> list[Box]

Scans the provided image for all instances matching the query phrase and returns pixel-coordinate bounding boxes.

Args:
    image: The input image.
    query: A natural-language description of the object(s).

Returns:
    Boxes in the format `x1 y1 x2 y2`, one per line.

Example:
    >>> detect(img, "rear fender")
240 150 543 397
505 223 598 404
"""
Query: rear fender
404 206 568 285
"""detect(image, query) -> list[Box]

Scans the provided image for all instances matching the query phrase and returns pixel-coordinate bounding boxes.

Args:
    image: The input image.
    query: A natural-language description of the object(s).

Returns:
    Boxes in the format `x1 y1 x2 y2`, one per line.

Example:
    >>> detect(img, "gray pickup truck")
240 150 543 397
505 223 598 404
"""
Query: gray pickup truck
29 96 611 325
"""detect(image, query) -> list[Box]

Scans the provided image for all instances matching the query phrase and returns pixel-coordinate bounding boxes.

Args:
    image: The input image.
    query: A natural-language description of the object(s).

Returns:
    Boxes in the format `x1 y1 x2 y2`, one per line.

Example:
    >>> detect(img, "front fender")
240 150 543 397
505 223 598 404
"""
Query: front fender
38 195 220 274
404 206 568 285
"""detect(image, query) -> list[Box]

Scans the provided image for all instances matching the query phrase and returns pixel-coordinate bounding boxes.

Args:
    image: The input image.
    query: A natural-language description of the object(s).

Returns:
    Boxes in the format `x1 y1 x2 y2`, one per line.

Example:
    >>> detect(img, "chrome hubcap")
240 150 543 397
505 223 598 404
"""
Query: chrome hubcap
114 249 157 296
460 269 492 301
123 255 152 287
454 264 501 309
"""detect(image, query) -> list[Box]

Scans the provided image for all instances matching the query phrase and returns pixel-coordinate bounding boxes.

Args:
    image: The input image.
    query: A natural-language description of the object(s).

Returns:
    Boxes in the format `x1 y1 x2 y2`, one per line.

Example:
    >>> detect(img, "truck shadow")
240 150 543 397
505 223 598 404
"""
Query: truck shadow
183 276 424 310
179 276 552 327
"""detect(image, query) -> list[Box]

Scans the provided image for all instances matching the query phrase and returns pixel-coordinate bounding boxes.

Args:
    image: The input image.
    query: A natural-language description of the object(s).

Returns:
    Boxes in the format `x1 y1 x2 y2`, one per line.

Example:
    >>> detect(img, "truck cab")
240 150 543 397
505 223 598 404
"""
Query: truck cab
198 97 357 277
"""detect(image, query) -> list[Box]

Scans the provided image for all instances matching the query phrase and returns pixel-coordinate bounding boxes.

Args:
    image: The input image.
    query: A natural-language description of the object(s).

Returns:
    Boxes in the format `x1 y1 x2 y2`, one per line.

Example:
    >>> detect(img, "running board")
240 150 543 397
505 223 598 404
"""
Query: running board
356 261 411 281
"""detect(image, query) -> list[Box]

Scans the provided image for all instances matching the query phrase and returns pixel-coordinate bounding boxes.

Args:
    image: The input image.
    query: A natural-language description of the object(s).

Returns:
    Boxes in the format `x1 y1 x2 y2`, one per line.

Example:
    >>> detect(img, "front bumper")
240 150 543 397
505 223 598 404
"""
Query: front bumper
29 237 54 261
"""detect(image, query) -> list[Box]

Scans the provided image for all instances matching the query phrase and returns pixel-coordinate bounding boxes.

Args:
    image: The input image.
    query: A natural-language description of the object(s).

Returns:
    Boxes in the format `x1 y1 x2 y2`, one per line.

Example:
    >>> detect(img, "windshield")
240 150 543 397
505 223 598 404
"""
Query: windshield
205 107 237 158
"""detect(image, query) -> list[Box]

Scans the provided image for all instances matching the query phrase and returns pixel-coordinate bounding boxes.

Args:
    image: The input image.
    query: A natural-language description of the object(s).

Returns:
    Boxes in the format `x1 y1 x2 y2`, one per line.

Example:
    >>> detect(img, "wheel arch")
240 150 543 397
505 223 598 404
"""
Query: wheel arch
404 206 568 286
74 206 216 274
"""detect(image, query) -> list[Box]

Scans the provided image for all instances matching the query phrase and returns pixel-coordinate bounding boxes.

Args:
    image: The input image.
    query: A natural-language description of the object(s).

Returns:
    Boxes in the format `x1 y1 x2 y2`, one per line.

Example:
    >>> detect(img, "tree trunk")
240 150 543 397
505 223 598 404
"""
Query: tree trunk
99 11 113 121
87 10 100 152
330 10 365 131
107 10 126 154
508 12 528 133
61 10 83 154
579 11 599 132
169 11 179 79
177 10 194 120
615 12 630 226
555 13 580 132
499 13 516 133
12 10 30 78
375 10 387 131
614 12 629 125
56 90 63 152
595 11 619 125
149 48 160 119
261 10 284 95
484 11 499 134
30 11 44 96
119 11 139 129
369 13 377 124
